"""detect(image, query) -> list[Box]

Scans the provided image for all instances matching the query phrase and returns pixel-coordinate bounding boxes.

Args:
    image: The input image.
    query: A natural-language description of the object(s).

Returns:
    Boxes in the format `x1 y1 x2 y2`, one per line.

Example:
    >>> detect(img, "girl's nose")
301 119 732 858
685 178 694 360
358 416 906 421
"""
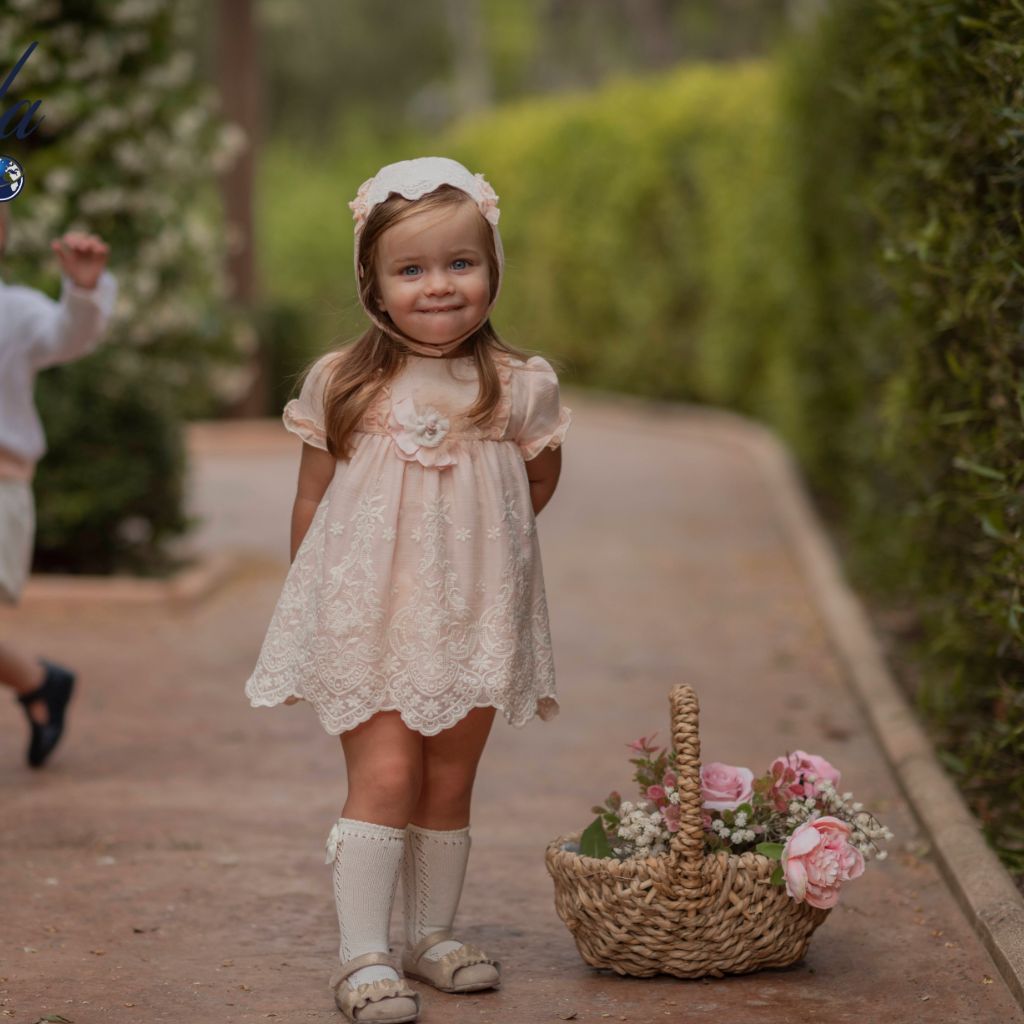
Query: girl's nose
423 268 454 294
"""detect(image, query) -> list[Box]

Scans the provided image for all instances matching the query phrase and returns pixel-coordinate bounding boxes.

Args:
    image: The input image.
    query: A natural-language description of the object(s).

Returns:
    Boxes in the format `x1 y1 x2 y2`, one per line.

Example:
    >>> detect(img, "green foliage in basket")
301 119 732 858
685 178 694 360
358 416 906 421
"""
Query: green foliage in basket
579 817 614 860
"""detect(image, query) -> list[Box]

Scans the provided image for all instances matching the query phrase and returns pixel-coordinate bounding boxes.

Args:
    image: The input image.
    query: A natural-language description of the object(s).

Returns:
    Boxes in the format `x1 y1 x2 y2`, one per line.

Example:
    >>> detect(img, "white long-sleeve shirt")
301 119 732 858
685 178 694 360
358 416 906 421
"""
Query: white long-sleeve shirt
0 270 118 480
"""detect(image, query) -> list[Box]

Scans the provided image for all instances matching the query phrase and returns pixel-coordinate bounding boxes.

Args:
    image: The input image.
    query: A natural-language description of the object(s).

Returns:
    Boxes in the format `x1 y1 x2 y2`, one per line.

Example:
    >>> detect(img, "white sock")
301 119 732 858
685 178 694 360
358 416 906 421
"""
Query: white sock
402 823 471 961
326 817 406 987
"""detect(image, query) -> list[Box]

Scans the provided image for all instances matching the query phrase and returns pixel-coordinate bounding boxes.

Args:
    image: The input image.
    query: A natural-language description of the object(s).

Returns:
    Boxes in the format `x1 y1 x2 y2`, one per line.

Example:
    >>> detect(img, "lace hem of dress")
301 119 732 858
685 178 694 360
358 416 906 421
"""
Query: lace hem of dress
245 688 560 737
519 404 572 461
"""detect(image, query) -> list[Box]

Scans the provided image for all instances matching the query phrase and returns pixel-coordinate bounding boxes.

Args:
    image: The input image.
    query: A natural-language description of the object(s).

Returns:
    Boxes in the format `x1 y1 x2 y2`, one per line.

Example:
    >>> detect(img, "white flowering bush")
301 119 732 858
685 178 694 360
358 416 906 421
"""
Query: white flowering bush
0 2 248 573
574 733 893 910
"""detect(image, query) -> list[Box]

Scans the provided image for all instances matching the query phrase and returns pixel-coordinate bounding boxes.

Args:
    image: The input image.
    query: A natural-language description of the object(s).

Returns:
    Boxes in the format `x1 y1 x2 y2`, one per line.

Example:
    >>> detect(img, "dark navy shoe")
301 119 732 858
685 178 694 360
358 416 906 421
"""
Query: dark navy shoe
16 660 76 768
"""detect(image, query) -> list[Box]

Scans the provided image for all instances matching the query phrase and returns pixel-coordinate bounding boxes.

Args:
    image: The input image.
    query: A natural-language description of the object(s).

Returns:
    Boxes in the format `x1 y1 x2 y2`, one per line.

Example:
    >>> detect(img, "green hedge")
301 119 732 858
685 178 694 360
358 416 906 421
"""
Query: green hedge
777 1 1024 870
446 64 806 410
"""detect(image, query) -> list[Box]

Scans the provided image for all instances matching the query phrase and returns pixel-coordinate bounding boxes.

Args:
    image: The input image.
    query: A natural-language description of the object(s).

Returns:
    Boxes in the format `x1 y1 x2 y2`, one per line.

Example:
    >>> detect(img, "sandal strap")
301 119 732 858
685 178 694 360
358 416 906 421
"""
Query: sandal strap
408 928 455 965
15 680 46 707
332 975 420 1019
330 950 402 987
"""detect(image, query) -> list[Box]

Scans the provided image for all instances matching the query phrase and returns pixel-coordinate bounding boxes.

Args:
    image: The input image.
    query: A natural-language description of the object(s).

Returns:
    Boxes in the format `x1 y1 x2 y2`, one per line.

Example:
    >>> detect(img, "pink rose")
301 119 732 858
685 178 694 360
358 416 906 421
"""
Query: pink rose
700 761 754 811
646 784 667 805
769 751 841 811
781 815 865 910
387 396 458 469
662 803 681 833
662 769 678 790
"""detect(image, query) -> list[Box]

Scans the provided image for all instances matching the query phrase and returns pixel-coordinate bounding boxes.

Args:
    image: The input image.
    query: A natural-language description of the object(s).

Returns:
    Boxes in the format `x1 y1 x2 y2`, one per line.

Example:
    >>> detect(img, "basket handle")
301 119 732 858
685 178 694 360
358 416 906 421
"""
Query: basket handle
666 684 705 876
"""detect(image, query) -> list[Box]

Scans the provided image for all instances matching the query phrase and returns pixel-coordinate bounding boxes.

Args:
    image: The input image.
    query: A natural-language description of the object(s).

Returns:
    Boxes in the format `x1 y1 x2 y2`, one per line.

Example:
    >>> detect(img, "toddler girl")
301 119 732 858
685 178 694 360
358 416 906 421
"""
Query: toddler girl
0 205 116 767
244 156 571 1022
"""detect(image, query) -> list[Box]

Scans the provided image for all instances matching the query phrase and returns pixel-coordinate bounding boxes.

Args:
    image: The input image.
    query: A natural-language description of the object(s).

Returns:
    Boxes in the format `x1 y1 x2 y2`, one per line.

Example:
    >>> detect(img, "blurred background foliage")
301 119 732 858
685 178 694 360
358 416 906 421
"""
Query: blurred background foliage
1 0 1020 873
0 0 247 575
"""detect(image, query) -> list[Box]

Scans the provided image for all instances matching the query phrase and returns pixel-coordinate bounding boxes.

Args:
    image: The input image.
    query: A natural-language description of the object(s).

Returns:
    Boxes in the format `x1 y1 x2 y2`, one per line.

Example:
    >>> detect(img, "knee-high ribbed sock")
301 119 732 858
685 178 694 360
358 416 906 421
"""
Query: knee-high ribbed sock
401 823 471 960
326 817 406 987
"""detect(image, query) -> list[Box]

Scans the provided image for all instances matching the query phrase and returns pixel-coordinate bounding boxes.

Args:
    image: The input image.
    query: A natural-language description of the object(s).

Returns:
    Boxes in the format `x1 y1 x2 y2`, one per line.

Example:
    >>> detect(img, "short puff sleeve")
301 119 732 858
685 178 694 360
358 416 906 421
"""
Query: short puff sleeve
282 352 338 450
510 355 572 461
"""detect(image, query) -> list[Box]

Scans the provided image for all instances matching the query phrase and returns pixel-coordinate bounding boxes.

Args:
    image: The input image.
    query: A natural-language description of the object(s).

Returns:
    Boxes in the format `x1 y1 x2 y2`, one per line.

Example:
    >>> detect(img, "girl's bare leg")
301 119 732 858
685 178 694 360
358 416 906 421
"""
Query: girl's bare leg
412 706 497 828
339 709 425 827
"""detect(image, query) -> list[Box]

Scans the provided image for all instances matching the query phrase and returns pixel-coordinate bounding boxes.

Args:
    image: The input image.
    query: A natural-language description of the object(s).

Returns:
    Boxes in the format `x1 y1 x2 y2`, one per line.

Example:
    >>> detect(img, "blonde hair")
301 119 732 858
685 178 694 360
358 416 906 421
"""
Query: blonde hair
317 184 536 461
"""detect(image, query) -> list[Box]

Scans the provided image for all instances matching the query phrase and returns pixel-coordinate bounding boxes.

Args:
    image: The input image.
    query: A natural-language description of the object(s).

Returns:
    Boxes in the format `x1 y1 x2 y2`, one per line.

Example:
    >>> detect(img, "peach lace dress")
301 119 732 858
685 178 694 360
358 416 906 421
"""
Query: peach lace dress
244 350 572 736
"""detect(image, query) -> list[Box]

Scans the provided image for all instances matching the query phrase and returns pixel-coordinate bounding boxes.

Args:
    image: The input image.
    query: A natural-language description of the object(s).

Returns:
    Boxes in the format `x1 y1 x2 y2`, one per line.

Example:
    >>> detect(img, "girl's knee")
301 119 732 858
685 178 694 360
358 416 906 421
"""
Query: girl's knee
420 762 476 806
346 752 422 809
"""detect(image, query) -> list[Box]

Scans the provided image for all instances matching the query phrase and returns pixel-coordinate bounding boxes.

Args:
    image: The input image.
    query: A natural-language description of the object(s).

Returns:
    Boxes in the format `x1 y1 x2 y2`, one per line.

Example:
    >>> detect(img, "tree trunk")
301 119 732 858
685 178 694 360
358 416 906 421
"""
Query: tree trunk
218 0 265 415
624 0 678 69
443 0 493 116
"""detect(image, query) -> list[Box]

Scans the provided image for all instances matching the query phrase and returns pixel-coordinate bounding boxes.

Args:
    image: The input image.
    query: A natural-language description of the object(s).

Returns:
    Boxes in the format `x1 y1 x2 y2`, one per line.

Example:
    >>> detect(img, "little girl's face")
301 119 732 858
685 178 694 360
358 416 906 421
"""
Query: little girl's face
373 200 491 348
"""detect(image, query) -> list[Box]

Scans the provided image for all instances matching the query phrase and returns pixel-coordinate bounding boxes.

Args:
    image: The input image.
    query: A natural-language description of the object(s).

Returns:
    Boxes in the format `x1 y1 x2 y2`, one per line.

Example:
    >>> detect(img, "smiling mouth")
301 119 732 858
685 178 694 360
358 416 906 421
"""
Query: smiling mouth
419 306 463 313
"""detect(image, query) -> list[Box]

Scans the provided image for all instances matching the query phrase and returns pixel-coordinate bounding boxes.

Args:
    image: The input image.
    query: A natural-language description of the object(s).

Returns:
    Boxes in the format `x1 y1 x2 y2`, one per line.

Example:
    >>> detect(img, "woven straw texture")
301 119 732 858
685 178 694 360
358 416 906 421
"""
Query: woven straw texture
544 685 830 978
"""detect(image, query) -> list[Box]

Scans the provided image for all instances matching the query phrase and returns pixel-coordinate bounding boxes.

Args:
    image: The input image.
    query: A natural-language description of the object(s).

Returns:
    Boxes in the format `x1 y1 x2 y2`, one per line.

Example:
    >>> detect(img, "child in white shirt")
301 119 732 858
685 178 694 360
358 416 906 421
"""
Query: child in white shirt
0 204 117 767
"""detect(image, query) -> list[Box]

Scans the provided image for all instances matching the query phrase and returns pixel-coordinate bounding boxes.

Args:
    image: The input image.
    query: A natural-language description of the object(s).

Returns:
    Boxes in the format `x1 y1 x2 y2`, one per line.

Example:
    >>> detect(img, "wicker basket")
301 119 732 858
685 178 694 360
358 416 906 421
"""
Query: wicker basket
544 684 830 978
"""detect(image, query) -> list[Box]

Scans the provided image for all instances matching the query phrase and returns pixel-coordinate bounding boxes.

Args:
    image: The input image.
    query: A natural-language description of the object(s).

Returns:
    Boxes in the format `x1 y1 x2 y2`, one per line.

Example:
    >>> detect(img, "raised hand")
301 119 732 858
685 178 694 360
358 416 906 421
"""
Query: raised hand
50 231 110 290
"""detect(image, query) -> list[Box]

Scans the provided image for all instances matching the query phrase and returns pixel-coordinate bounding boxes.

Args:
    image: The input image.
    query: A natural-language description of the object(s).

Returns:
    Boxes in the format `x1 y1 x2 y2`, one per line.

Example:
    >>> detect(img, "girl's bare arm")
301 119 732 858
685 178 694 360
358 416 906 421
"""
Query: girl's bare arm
290 442 337 561
525 445 562 516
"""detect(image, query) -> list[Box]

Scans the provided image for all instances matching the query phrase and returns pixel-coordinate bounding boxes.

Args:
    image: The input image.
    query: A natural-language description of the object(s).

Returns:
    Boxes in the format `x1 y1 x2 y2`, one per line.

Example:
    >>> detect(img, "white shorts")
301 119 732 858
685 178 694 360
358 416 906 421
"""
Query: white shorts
0 479 34 605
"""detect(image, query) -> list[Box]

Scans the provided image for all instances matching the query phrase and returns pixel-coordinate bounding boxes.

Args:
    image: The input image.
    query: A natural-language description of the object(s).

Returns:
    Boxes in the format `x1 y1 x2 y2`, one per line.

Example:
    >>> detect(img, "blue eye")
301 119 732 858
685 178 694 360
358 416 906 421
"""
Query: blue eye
400 265 421 276
452 258 471 270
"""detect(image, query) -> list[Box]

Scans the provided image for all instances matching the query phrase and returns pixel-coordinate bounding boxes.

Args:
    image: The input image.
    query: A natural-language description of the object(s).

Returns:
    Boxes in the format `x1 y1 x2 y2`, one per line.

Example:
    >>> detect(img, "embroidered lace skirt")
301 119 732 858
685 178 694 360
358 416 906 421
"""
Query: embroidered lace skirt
244 432 561 736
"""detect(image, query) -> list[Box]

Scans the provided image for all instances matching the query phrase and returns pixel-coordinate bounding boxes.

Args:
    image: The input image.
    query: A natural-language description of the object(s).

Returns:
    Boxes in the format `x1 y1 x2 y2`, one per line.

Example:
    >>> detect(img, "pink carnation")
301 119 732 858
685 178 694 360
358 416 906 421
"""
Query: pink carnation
769 751 841 811
781 816 865 909
700 761 754 811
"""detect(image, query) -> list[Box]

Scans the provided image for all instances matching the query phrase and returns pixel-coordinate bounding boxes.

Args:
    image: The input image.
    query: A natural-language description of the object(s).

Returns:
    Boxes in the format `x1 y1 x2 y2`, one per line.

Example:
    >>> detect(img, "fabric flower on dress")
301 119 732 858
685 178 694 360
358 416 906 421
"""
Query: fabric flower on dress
387 395 458 468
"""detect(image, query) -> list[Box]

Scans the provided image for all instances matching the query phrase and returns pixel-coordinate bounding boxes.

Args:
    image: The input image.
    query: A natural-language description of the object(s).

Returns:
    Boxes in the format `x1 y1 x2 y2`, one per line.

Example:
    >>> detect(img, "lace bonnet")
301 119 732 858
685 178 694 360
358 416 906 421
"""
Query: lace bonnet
348 156 504 350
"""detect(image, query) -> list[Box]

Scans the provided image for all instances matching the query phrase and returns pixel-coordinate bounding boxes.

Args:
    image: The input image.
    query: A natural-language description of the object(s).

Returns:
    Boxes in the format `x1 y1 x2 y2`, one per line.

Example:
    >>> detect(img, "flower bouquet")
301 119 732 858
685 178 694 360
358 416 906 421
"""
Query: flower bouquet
544 685 892 978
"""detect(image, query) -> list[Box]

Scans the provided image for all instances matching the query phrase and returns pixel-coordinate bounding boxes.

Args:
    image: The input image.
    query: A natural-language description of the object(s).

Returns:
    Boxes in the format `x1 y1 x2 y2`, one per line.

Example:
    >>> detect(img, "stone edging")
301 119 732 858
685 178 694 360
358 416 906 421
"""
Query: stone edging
19 551 240 608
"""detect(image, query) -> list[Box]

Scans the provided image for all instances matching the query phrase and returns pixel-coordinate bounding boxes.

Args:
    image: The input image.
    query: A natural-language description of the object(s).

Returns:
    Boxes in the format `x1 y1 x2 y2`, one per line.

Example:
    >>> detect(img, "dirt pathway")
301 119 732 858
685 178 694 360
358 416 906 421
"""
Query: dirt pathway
1 392 1020 1022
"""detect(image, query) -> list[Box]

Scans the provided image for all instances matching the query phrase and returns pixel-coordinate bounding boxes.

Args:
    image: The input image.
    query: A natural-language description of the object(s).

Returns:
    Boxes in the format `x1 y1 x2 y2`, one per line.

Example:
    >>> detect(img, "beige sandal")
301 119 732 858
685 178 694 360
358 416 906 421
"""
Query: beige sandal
401 929 501 993
329 951 421 1022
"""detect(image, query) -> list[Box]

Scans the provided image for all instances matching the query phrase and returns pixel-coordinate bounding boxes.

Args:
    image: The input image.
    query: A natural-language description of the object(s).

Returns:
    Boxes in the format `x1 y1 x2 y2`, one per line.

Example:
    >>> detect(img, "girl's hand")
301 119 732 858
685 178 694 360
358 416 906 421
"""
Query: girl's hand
50 231 110 290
